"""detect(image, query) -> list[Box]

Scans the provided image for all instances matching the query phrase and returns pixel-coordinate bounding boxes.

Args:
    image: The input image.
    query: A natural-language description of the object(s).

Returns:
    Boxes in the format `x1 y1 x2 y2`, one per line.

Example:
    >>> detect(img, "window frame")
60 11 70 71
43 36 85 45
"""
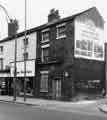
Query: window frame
56 23 66 39
23 52 28 60
23 37 29 46
41 44 50 62
41 28 50 43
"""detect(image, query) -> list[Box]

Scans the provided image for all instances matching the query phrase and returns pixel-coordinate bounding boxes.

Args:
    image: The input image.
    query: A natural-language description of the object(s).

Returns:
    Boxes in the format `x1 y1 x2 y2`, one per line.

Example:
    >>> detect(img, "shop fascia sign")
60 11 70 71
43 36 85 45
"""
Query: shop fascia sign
10 60 35 77
0 73 10 77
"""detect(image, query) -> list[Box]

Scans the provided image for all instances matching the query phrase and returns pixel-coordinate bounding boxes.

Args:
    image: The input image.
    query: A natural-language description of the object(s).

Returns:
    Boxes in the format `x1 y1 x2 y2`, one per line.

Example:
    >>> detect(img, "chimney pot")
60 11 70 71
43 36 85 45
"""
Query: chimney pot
48 8 60 23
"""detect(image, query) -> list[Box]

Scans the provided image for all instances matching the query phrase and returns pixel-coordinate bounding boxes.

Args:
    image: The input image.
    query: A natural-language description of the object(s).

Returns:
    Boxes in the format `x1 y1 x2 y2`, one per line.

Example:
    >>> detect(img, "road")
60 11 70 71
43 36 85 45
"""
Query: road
0 102 106 120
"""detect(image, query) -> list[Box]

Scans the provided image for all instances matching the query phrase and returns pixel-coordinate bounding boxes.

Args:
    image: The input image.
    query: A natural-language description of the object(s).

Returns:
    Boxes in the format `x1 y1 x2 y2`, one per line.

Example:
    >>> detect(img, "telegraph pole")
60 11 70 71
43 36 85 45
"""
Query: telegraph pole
13 19 18 101
24 0 27 102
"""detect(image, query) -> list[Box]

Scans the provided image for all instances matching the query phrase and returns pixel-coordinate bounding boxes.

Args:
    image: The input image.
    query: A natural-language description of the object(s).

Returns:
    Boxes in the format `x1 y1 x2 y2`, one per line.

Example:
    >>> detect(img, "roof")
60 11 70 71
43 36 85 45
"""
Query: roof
0 7 104 43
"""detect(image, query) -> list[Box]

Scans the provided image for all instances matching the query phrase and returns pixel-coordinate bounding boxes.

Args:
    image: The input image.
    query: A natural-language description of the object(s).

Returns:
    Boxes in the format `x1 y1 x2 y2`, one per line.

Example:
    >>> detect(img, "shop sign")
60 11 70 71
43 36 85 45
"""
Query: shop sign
0 73 10 77
10 60 35 77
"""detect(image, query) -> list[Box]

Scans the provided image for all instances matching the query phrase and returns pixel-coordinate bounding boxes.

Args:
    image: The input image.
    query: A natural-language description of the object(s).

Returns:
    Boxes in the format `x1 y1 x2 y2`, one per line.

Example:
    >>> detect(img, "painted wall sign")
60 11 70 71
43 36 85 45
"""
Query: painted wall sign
75 19 104 61
0 73 10 77
10 60 35 77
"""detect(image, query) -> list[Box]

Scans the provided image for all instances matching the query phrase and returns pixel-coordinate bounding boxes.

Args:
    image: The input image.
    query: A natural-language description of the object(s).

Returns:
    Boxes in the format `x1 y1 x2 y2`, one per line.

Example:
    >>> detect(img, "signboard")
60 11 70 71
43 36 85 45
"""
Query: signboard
10 60 35 77
0 73 10 77
75 19 104 61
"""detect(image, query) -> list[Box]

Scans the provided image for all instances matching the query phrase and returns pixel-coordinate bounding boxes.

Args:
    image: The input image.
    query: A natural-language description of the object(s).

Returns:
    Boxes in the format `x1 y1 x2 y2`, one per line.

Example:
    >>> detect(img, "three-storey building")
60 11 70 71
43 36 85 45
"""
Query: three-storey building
0 7 105 100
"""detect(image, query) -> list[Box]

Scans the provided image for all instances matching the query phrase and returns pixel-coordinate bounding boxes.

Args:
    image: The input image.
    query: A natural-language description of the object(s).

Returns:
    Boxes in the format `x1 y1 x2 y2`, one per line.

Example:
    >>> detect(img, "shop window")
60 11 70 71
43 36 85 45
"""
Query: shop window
40 71 48 92
41 29 49 43
0 58 3 70
56 23 66 39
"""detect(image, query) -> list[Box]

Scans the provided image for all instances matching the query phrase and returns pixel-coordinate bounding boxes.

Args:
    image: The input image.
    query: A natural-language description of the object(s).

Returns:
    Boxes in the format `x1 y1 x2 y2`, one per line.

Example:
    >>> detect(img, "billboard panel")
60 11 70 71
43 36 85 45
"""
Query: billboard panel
75 19 104 61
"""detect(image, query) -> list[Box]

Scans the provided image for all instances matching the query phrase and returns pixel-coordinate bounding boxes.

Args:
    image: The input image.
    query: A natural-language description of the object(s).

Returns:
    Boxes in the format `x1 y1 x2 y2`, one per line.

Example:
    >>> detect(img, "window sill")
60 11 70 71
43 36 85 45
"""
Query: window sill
40 90 48 92
56 35 66 39
41 40 49 43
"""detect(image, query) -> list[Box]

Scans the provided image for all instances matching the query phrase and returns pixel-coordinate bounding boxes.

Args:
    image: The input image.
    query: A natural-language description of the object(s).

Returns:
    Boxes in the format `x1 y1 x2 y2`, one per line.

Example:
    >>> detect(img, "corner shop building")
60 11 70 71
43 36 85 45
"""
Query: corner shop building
0 7 106 100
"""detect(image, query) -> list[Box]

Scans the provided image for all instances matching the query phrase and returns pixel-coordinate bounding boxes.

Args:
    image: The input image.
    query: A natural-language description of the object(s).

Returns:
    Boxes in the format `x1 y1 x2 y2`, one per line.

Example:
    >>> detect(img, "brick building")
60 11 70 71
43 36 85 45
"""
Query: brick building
35 7 105 100
0 7 105 100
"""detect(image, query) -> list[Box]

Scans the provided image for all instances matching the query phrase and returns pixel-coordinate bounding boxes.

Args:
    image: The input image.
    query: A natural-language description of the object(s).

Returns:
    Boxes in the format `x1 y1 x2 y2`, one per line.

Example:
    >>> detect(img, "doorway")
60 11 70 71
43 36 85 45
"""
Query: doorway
52 79 61 99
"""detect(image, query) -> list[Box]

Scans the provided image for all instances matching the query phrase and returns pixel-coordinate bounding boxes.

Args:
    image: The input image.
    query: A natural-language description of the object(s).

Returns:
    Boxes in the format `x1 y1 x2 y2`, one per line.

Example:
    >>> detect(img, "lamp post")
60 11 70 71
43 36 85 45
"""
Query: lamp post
24 0 27 102
0 4 11 22
0 4 18 101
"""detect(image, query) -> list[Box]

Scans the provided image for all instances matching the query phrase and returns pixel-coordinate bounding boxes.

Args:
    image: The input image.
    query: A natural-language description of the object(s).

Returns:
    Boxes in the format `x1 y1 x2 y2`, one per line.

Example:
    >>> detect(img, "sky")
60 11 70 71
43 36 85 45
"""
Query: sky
0 0 107 41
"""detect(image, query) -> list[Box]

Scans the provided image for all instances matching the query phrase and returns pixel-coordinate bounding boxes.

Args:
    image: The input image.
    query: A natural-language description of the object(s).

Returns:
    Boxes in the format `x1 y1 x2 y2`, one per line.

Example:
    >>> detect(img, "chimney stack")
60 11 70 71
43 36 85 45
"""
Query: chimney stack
8 19 19 37
48 8 60 23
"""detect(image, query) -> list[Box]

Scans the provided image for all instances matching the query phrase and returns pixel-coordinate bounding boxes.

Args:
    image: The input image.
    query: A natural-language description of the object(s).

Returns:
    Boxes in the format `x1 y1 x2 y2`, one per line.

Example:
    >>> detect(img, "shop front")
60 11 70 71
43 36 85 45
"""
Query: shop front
10 60 35 97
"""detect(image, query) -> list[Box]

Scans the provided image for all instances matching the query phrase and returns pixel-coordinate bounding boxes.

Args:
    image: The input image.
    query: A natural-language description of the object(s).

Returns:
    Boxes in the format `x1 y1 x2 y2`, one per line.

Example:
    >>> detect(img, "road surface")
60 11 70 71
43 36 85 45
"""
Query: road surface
0 101 106 120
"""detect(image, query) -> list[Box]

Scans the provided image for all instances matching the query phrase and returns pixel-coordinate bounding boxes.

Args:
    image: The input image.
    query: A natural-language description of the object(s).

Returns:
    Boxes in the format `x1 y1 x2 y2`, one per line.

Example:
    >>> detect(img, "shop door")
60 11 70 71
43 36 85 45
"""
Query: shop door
52 79 61 99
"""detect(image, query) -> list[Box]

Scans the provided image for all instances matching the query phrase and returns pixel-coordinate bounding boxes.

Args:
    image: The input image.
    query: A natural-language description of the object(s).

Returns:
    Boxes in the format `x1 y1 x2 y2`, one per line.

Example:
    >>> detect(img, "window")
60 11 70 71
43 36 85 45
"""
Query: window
0 58 3 70
56 23 66 39
5 65 10 70
0 46 3 54
40 71 48 92
41 44 50 61
23 52 28 60
41 29 49 43
23 37 29 46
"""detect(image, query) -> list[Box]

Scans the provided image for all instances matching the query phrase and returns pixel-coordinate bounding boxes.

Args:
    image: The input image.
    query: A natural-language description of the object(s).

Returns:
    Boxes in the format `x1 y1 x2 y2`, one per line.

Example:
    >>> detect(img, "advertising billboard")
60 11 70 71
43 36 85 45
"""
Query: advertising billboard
75 19 104 61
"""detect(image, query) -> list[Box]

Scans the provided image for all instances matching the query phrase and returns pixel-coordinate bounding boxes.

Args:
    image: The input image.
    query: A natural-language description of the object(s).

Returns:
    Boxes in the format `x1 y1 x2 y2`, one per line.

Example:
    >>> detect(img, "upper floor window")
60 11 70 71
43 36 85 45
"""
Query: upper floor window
0 46 3 54
5 65 10 70
0 58 3 70
56 23 66 39
41 44 50 62
41 28 49 43
23 52 28 60
23 37 29 46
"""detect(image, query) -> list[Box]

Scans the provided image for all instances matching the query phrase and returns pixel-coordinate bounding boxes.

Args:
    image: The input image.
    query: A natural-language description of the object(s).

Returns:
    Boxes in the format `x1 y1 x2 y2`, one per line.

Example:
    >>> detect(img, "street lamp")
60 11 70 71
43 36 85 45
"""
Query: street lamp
0 4 11 22
0 4 18 101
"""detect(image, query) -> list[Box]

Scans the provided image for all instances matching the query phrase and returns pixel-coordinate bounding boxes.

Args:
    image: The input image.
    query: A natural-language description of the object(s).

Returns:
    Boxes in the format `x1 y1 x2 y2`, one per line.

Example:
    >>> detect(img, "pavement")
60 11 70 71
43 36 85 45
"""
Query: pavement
0 95 107 115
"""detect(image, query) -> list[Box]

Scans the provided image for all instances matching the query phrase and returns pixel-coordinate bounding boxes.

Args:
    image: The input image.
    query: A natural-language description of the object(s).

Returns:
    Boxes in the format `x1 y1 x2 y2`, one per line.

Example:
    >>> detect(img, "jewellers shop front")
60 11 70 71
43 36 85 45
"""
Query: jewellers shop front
10 60 36 97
